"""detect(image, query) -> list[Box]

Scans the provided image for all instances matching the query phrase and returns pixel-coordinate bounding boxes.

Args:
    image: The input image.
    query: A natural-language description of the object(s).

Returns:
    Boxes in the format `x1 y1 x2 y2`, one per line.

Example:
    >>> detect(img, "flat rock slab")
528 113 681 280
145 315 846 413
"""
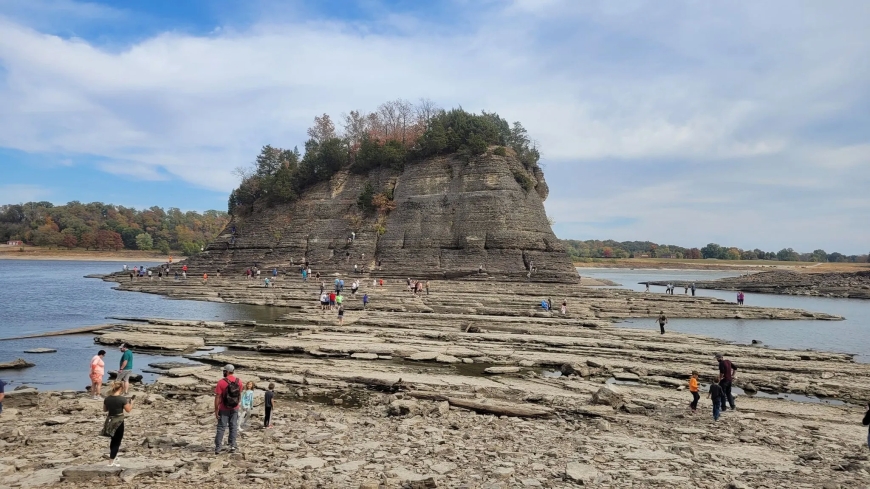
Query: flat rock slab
565 462 599 483
44 416 70 426
484 366 521 374
96 331 205 351
407 352 439 361
435 354 461 363
351 353 379 360
284 457 326 469
165 365 212 377
624 449 682 461
62 465 123 482
23 348 57 354
0 358 35 370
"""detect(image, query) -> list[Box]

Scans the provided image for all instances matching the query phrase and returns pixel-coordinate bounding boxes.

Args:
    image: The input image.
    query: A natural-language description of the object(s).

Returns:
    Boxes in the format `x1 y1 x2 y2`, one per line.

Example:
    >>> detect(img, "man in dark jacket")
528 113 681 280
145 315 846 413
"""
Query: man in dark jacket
715 353 738 411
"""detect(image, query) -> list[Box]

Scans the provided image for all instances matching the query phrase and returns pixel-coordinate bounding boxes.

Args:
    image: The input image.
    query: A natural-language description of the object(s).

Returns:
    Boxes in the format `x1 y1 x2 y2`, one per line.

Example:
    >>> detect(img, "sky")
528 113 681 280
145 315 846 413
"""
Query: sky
0 0 868 254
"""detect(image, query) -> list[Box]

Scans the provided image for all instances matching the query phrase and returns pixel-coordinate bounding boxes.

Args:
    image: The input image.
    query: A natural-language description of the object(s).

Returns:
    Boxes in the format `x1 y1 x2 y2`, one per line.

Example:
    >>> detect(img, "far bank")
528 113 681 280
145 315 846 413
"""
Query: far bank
0 246 182 263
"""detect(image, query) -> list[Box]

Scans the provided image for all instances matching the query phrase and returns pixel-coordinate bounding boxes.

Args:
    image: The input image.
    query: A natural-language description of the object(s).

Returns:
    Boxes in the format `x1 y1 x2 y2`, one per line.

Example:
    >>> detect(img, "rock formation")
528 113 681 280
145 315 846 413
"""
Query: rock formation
186 152 577 282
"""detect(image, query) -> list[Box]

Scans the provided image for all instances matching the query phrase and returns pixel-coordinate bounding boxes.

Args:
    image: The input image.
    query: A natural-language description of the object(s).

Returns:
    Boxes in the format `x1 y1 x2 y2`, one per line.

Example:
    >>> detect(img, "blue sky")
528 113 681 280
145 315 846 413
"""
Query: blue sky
1 0 868 253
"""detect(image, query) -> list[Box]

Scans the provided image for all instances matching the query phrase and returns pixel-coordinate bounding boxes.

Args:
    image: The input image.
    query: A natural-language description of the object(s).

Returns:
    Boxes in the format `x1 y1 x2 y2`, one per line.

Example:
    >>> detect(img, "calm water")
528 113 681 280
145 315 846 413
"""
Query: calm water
579 267 870 362
0 260 286 390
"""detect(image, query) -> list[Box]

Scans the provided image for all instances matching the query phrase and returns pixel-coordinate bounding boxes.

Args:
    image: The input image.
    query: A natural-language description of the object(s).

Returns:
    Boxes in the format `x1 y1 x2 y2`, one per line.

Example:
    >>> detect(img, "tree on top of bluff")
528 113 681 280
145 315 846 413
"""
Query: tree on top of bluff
229 100 542 215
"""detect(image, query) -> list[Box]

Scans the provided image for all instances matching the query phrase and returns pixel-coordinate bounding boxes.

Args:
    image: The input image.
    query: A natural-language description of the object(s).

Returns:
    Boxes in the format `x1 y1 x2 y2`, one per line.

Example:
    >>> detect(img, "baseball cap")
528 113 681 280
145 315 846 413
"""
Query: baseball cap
714 353 723 359
223 364 235 373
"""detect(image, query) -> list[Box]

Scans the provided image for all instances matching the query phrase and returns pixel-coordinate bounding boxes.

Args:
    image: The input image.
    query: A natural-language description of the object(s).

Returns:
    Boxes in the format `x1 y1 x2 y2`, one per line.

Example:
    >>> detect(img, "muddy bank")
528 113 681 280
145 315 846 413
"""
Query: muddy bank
650 270 870 300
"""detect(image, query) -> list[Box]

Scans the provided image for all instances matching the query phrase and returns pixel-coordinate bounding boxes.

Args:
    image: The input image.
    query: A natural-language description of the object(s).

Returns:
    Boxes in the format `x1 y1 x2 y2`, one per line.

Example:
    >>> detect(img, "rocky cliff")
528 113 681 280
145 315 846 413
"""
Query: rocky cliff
188 151 577 282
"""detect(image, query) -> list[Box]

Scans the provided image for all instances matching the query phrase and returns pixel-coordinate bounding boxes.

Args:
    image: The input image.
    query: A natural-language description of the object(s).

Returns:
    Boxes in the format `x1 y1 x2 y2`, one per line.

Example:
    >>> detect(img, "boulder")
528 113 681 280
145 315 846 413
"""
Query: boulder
591 384 624 407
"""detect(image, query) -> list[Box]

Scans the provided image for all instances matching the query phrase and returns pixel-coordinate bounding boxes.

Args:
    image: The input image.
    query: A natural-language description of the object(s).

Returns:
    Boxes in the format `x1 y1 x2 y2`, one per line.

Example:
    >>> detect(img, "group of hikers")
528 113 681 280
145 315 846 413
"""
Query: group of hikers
124 263 188 281
539 298 569 314
75 350 278 464
407 278 429 295
645 282 747 306
688 353 738 421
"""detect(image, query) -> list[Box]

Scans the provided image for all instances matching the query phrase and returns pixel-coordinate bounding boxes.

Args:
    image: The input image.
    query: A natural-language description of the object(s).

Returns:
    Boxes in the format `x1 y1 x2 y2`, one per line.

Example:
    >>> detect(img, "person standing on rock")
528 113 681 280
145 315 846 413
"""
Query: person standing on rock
329 291 336 310
708 379 724 421
0 377 6 415
240 381 255 431
117 344 133 395
320 292 329 311
656 312 668 334
425 281 430 295
684 285 688 295
102 381 133 467
688 370 700 414
214 364 243 454
362 293 369 309
338 304 345 325
560 301 567 315
863 402 870 448
737 291 745 306
645 282 649 293
90 350 106 400
715 353 738 411
264 383 275 429
336 293 343 309
691 283 696 296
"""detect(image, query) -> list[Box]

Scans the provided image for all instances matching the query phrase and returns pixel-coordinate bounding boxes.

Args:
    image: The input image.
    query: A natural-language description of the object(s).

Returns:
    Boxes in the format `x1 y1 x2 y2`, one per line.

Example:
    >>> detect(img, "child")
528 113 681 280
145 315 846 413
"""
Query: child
338 305 345 325
688 371 700 414
264 383 275 429
240 381 255 430
709 380 724 421
362 293 369 309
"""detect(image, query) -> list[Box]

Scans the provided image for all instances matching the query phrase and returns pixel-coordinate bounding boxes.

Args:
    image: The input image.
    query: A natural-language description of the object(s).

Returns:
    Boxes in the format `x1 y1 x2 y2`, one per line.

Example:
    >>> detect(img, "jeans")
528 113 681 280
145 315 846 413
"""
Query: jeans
712 402 721 421
690 391 700 410
110 422 125 459
264 406 272 427
659 323 666 334
867 430 870 449
719 380 736 409
215 409 239 450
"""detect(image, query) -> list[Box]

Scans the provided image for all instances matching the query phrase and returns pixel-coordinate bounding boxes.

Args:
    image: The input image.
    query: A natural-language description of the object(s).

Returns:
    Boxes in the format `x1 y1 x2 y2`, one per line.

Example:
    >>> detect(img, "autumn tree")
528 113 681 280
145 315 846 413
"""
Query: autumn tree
307 114 336 144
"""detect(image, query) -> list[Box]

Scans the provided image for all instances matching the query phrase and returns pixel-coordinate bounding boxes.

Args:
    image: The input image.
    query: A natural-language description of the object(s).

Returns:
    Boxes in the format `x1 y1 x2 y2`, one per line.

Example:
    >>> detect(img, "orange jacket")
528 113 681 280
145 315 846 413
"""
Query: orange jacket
688 378 699 392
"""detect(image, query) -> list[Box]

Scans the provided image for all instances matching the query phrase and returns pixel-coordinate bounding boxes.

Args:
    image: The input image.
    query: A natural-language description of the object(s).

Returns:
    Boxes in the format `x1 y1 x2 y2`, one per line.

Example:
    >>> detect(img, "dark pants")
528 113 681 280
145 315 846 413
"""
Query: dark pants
659 322 666 334
713 402 721 420
719 380 736 409
110 422 125 459
215 409 238 450
264 406 273 427
690 391 700 410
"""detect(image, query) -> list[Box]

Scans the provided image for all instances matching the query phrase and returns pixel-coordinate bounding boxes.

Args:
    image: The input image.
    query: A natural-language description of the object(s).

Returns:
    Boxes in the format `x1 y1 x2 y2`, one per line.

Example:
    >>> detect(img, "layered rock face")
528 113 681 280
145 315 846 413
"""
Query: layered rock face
190 153 577 281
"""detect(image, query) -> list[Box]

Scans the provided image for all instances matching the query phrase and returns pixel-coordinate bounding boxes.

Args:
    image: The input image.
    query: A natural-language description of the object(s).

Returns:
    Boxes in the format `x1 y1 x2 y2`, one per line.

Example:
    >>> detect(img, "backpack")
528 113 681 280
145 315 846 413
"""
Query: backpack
221 378 241 409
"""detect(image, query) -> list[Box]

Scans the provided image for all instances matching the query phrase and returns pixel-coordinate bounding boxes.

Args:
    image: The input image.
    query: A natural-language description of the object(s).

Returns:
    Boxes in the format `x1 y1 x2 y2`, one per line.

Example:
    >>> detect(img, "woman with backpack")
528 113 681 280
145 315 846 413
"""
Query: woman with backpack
214 364 243 454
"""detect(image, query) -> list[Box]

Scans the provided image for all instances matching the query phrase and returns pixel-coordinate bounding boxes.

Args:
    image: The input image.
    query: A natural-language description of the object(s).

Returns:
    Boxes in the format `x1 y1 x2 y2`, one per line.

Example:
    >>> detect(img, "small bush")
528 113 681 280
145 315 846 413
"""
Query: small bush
512 169 535 192
493 146 507 156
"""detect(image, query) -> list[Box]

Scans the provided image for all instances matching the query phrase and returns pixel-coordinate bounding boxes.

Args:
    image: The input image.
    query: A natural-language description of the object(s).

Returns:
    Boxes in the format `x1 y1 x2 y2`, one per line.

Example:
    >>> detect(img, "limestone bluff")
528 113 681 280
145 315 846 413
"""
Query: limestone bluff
193 150 574 282
187 106 577 282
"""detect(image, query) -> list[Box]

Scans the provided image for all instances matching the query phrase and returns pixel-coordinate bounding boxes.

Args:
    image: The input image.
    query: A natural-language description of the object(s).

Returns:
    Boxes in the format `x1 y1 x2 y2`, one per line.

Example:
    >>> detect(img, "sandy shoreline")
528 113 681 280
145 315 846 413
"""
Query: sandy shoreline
0 248 181 262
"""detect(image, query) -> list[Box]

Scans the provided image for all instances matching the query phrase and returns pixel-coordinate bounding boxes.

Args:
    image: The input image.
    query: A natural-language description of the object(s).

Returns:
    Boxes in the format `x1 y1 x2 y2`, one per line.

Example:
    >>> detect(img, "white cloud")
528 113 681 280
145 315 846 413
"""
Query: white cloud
0 0 868 251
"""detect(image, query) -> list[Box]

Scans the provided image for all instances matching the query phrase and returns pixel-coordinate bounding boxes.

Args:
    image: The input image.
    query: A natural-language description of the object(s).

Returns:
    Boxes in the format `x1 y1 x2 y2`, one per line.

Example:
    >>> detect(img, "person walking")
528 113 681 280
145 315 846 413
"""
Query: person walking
214 364 243 454
863 402 870 449
117 344 134 395
337 304 345 325
715 353 738 411
709 380 724 421
336 293 343 308
425 281 430 295
320 292 329 311
691 283 696 296
264 383 275 429
362 293 369 309
0 378 5 415
560 301 567 315
688 370 700 414
101 381 133 467
240 381 255 431
656 312 668 335
644 282 649 293
90 350 106 400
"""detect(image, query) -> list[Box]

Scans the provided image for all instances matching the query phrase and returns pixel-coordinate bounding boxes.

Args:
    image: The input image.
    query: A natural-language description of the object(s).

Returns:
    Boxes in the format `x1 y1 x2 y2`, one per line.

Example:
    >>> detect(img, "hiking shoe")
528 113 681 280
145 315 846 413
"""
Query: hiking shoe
230 446 237 453
214 448 221 455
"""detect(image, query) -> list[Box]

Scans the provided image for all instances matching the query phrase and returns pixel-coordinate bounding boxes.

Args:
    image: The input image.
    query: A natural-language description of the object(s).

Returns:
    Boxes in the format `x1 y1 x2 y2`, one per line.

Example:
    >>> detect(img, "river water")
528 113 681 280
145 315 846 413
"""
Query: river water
0 260 285 390
579 268 870 363
1 261 868 391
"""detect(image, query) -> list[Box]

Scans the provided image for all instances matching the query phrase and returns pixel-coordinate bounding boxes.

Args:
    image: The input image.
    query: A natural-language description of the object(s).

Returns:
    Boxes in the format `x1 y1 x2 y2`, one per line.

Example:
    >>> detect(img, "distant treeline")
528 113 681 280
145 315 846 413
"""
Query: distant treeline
229 100 541 215
0 201 229 255
564 239 869 263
